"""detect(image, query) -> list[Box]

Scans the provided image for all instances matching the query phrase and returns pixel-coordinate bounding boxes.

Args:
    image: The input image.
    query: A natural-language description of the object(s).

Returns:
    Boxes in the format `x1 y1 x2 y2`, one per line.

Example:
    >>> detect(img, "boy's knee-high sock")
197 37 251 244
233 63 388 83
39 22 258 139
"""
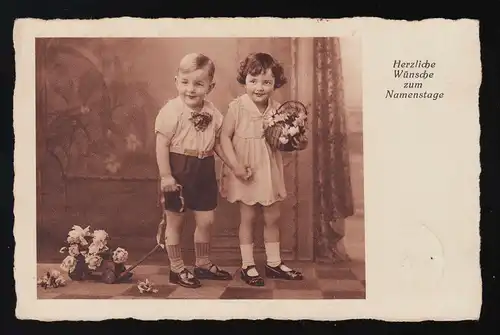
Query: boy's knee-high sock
195 242 212 269
165 244 184 273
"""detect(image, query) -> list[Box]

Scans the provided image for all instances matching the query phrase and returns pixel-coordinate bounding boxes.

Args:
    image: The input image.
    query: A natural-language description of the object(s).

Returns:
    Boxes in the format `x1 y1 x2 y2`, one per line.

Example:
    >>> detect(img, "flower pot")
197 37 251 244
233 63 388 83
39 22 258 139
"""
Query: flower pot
102 268 117 284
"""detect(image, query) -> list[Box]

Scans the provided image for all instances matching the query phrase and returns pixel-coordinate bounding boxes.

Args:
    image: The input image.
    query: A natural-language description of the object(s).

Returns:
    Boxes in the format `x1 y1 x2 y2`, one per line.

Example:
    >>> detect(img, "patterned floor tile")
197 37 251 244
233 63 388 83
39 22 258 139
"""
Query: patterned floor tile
37 291 63 299
317 279 365 292
277 263 316 279
315 267 358 280
134 273 171 286
274 279 320 291
220 287 273 299
349 263 366 281
168 285 227 299
120 284 178 298
57 281 134 296
36 261 366 300
228 274 276 290
315 261 354 271
322 290 366 299
272 289 323 299
53 294 114 299
129 265 165 276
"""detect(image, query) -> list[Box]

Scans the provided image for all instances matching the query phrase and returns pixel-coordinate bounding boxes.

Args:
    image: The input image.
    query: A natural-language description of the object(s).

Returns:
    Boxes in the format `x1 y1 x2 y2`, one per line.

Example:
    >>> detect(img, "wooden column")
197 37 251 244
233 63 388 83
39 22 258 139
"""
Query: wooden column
294 38 315 260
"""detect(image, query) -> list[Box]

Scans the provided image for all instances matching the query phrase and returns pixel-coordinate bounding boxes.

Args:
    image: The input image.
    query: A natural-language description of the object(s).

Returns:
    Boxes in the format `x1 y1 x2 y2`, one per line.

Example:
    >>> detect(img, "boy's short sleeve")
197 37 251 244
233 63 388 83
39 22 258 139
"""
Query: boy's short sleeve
154 101 180 143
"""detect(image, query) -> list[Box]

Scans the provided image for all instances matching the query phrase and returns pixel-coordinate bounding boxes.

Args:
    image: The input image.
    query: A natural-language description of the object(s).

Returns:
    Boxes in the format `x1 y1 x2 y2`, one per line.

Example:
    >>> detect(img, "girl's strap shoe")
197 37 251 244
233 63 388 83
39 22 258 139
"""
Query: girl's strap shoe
240 265 265 287
169 268 202 288
265 262 304 280
194 264 232 280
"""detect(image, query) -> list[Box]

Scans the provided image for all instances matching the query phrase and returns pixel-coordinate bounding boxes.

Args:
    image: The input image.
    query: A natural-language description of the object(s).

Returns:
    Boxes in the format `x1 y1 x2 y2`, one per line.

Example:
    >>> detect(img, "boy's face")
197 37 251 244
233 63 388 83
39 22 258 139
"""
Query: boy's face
245 69 275 106
175 68 214 109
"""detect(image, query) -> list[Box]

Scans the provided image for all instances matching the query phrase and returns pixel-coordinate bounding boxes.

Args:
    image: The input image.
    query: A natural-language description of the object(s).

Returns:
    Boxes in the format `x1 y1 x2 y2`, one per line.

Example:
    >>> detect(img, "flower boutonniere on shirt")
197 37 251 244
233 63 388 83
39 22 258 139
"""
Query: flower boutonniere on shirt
189 110 213 132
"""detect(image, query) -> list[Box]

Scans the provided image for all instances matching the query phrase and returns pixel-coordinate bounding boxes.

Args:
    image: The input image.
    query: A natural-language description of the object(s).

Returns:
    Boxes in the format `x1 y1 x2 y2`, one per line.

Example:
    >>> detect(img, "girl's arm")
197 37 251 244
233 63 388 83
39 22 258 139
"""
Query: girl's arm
219 104 251 181
219 110 241 172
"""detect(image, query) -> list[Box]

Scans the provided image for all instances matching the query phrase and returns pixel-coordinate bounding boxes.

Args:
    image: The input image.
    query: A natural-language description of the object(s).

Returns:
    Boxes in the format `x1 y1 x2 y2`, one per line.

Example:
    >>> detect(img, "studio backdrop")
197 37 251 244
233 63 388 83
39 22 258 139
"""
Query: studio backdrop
35 37 363 263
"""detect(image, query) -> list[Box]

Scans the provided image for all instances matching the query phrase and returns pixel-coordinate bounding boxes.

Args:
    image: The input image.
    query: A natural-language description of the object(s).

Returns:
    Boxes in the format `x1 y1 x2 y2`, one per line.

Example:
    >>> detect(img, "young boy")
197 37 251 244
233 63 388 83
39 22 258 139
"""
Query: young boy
155 53 232 288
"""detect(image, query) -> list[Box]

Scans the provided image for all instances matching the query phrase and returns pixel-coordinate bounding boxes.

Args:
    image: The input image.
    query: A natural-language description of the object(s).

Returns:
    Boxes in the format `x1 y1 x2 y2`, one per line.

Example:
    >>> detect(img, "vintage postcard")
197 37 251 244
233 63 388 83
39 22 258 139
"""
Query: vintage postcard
13 17 481 321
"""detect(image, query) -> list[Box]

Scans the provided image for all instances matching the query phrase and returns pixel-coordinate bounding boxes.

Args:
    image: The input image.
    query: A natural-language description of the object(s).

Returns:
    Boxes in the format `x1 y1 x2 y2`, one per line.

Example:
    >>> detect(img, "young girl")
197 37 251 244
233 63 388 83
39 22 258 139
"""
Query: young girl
219 52 304 286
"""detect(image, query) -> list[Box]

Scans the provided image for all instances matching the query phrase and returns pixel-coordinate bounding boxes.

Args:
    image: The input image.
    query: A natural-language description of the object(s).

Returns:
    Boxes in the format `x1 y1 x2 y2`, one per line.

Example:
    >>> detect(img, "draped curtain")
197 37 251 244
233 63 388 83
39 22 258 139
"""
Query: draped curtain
312 37 355 261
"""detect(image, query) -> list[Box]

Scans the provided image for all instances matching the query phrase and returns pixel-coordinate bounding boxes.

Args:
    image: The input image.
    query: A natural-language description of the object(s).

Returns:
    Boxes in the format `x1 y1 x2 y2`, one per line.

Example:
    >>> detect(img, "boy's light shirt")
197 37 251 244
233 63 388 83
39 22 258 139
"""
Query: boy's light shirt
155 96 223 153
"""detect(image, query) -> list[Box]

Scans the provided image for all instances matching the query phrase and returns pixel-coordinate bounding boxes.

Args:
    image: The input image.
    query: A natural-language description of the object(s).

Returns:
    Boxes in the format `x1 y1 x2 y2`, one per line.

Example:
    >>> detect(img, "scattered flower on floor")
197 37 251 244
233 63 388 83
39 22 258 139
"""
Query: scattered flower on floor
137 279 159 294
37 269 67 289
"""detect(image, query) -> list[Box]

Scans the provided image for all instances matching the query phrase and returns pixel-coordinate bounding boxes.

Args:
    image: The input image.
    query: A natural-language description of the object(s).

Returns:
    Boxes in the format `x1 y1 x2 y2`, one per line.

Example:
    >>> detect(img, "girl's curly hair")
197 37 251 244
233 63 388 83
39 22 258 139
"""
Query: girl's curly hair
237 53 288 89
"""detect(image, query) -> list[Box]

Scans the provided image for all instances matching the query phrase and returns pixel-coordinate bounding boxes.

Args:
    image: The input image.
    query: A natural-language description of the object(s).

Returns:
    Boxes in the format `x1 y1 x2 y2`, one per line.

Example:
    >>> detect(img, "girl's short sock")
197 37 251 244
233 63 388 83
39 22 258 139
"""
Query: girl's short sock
240 244 258 276
264 242 282 267
265 241 292 271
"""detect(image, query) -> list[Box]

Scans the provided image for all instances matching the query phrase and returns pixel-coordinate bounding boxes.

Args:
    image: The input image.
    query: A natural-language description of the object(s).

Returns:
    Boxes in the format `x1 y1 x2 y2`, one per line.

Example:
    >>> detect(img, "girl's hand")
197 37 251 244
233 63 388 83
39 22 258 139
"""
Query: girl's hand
244 165 253 181
161 175 179 192
233 164 252 181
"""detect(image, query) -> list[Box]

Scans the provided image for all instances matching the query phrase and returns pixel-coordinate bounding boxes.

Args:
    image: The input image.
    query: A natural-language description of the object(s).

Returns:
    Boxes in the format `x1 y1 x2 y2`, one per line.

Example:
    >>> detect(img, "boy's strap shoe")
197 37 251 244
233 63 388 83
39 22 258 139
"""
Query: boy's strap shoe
169 268 202 288
265 262 304 280
194 263 232 280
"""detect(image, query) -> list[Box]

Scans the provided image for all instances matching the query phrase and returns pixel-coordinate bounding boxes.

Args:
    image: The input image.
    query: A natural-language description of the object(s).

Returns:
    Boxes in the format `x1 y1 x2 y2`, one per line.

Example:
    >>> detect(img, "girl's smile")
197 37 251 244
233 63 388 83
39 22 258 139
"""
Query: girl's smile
245 69 276 107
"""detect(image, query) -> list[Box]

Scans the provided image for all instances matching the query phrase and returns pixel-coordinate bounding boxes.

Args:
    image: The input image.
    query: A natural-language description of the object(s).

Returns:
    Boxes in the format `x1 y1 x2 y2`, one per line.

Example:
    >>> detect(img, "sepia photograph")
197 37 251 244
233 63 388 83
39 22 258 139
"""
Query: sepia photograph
34 36 365 300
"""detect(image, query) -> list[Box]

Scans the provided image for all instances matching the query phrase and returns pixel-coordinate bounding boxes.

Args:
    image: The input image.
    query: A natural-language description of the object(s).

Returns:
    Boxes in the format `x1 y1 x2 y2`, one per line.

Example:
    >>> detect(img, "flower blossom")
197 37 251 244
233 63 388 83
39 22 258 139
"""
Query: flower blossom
112 247 129 264
92 229 109 244
279 136 289 144
68 244 80 256
88 240 108 255
60 255 77 273
85 254 103 270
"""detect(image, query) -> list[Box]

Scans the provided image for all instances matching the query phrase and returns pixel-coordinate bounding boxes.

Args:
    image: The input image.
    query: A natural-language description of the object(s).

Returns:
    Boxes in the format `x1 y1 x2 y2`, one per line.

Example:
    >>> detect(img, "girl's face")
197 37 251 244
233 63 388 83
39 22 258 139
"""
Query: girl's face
244 69 275 106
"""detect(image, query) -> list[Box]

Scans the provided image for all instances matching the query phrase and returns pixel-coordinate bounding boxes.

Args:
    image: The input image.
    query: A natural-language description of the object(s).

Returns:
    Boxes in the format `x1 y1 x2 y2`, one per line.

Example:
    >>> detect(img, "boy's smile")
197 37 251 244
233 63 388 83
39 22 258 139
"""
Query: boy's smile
175 68 214 110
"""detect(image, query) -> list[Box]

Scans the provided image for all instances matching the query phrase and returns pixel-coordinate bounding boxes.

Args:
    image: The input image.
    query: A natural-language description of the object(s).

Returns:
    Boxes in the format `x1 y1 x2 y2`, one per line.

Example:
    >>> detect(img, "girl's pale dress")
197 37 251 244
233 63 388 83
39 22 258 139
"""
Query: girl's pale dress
220 94 287 206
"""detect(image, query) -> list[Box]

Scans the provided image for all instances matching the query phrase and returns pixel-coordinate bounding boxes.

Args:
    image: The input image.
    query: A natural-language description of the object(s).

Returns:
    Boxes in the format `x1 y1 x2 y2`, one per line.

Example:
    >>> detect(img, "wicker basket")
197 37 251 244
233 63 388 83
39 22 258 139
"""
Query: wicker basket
264 100 308 152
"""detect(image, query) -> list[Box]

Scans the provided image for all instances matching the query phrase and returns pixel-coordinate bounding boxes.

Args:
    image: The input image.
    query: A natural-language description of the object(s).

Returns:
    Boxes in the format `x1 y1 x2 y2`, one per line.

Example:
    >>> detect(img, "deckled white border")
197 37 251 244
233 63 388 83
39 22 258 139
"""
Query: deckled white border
13 17 481 321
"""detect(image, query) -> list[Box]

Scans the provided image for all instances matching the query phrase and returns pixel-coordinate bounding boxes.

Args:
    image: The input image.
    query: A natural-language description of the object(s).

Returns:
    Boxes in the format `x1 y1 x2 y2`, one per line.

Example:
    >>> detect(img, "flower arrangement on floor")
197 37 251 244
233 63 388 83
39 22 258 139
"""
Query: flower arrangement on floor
263 100 309 152
137 279 159 294
59 225 132 284
37 269 67 289
189 110 213 132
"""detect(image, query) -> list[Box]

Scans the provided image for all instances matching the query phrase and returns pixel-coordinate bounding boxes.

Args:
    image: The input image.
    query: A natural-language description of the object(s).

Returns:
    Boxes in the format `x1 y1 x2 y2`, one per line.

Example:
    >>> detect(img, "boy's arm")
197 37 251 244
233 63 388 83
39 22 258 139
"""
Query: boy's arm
156 132 173 179
214 138 229 167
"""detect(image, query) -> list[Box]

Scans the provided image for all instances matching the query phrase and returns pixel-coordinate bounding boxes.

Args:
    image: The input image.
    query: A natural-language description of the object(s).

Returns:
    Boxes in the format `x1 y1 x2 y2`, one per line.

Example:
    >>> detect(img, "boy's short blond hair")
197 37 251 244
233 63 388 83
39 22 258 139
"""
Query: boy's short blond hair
178 53 215 81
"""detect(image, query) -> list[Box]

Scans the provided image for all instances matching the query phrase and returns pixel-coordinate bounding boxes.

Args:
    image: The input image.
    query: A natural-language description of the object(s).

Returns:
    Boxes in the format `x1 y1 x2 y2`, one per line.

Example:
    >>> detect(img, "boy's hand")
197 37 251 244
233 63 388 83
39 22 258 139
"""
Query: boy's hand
161 175 179 192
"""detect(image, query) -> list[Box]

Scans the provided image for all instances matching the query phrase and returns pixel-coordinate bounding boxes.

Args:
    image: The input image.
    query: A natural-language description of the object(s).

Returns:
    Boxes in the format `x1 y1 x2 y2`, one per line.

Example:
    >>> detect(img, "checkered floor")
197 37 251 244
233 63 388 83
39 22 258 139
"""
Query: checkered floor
37 261 366 300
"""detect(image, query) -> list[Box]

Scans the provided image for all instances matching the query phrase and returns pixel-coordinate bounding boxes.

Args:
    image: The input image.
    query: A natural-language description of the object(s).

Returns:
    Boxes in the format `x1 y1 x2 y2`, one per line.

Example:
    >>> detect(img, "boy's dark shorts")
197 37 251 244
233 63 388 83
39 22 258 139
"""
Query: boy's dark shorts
164 152 218 212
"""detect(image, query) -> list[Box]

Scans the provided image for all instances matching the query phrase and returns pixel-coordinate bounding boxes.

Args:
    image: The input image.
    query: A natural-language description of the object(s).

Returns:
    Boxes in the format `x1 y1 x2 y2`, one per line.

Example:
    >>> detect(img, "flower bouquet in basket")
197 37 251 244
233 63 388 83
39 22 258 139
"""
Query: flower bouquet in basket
59 225 132 284
263 100 308 152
